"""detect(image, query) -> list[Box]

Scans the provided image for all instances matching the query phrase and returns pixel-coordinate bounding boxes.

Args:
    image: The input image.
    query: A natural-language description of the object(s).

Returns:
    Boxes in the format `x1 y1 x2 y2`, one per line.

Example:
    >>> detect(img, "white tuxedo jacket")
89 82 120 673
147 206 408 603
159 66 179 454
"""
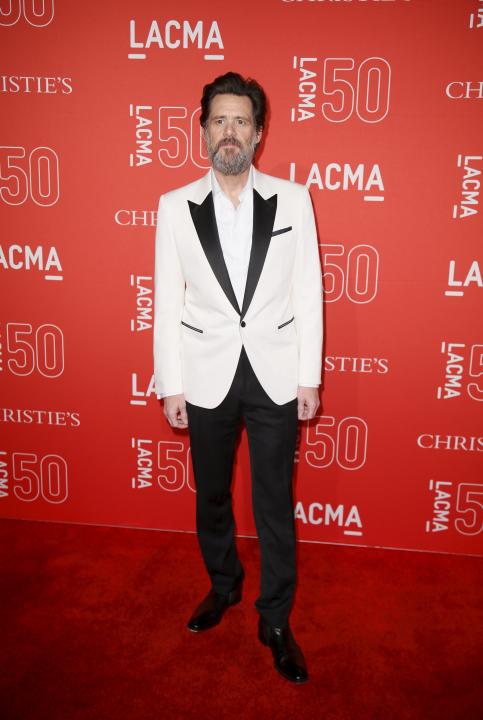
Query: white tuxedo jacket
153 167 323 408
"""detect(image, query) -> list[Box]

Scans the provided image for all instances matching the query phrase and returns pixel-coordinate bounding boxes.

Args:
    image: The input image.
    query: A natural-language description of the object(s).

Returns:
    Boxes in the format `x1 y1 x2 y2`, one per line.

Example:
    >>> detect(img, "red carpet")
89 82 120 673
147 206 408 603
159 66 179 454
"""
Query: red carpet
1 518 481 720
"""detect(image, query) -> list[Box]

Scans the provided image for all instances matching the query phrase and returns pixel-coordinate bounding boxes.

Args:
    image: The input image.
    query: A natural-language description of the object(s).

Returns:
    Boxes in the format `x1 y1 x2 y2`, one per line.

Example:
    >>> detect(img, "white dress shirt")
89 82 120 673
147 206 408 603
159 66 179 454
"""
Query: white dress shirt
211 164 254 311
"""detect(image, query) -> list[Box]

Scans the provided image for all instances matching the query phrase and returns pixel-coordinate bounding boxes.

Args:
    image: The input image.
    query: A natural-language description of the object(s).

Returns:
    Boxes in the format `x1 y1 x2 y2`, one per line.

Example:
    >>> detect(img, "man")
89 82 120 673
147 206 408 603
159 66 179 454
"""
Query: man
153 72 323 684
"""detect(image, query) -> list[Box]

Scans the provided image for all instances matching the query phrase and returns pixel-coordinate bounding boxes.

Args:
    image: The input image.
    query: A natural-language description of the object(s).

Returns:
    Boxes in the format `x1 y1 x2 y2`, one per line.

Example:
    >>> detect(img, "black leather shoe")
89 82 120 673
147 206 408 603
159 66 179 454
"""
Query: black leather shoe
187 581 243 632
258 616 309 683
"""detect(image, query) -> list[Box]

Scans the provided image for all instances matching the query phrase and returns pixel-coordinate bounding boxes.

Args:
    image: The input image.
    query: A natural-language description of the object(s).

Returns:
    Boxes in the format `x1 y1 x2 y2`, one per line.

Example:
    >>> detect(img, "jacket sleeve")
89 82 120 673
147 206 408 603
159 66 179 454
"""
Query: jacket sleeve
292 186 323 387
153 193 186 397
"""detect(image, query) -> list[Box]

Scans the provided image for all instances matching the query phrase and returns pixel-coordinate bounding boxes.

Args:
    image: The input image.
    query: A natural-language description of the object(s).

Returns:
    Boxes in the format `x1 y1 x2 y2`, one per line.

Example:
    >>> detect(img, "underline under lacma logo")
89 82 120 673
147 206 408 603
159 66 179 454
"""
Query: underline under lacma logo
128 19 224 61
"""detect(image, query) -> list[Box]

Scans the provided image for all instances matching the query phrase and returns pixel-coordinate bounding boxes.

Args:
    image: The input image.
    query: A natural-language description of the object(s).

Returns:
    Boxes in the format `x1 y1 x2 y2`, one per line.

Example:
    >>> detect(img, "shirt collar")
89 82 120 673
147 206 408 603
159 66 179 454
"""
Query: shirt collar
210 164 254 202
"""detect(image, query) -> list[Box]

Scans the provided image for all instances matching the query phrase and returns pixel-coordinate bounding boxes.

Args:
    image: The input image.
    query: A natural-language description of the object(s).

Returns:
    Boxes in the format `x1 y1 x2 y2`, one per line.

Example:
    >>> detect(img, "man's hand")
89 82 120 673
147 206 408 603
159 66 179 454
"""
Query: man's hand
297 386 320 421
163 393 188 429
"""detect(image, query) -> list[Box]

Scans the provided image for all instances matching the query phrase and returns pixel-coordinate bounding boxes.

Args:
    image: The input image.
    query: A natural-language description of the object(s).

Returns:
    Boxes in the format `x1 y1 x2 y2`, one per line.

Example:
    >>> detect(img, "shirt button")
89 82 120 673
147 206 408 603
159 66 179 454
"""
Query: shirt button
240 320 246 327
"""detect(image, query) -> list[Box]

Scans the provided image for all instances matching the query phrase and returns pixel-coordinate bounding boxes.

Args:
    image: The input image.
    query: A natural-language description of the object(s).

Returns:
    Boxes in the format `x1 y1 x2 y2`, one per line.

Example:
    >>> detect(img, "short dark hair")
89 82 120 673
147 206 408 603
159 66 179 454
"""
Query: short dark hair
199 71 267 133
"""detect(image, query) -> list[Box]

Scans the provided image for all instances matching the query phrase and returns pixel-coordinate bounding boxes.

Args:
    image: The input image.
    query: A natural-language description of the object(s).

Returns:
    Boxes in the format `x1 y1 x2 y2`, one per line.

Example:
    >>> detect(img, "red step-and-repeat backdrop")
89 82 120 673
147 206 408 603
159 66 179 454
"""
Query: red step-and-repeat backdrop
1 0 481 557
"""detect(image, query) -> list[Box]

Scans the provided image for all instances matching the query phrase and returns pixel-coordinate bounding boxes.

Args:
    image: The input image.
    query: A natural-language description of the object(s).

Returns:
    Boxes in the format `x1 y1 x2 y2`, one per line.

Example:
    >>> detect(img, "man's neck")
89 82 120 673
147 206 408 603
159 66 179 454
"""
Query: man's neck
213 166 251 209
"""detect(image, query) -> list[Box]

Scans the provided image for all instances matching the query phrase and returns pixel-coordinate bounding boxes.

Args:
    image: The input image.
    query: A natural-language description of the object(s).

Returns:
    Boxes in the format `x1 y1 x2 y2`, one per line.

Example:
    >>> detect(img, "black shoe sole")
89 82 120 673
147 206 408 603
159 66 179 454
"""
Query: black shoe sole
274 664 309 684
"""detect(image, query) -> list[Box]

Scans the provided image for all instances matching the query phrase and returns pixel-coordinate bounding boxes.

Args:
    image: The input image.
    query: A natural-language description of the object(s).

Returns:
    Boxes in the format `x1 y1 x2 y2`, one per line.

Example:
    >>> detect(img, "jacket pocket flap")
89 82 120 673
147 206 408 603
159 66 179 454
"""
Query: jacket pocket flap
271 225 292 237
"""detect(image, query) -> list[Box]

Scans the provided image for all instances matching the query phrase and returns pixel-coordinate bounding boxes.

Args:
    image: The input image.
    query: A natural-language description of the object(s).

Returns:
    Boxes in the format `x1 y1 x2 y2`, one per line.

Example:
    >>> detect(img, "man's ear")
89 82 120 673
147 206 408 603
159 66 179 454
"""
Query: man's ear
256 127 263 145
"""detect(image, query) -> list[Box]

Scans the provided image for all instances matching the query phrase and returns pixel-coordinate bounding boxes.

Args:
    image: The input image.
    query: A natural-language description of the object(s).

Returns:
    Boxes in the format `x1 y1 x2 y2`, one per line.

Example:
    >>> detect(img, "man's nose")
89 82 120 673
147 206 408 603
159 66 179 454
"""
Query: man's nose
223 119 237 134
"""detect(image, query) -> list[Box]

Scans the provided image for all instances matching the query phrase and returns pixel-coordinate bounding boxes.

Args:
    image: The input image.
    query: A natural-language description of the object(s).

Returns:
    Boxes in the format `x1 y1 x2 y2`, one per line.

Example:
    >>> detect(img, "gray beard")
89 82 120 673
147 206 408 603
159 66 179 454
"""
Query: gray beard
206 136 257 176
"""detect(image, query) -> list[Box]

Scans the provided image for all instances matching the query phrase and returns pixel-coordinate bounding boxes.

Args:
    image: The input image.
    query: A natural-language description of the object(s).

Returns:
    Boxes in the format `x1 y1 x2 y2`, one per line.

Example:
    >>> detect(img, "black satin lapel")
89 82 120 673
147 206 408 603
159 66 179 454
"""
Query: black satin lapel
240 190 277 318
188 193 241 316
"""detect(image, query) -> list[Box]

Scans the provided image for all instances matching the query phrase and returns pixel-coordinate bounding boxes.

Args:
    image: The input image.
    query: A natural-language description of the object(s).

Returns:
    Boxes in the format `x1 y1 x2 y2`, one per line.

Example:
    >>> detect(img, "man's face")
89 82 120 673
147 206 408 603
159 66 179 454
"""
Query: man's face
203 93 262 176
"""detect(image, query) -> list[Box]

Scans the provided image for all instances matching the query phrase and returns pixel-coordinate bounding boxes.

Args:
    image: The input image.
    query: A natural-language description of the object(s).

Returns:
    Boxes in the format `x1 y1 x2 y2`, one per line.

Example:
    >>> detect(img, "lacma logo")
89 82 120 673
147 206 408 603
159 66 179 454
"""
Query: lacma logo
128 19 224 61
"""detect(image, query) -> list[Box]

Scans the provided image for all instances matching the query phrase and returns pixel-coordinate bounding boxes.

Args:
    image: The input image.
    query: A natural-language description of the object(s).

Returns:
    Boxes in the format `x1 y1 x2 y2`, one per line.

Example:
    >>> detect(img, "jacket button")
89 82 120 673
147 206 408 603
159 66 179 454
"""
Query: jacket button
240 320 246 327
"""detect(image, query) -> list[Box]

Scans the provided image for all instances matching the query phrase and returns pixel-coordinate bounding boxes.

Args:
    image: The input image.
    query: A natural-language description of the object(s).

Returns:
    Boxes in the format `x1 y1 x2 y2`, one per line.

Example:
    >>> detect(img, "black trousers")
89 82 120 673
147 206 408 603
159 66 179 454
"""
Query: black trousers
185 344 299 628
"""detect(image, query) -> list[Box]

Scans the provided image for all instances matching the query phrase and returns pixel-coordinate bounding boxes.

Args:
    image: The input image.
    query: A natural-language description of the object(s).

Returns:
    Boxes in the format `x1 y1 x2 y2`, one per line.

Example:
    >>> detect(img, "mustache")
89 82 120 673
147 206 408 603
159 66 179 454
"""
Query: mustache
216 138 242 151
